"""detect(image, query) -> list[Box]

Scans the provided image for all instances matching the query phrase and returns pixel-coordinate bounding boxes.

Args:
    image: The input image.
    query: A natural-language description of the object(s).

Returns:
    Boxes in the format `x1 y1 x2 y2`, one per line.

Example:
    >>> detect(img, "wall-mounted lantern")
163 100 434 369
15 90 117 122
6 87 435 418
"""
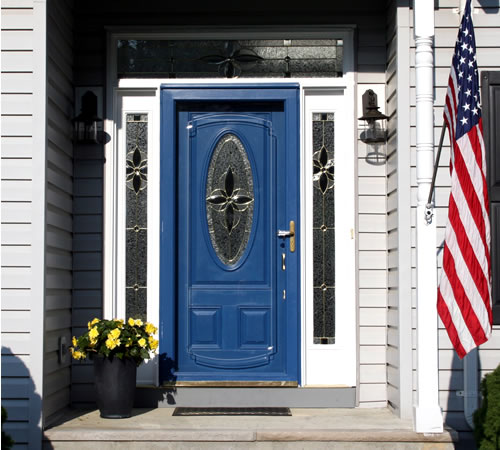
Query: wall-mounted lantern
73 89 103 144
358 89 388 144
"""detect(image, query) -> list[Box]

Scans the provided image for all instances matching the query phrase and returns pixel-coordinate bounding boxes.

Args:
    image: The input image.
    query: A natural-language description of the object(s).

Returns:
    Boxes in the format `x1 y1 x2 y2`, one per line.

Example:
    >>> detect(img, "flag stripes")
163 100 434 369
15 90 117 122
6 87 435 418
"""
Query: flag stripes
437 0 492 358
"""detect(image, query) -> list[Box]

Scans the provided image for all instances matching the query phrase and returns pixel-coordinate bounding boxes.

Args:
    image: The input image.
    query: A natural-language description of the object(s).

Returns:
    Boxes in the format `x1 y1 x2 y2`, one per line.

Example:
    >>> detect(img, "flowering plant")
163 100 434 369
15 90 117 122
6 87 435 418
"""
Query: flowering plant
70 318 159 366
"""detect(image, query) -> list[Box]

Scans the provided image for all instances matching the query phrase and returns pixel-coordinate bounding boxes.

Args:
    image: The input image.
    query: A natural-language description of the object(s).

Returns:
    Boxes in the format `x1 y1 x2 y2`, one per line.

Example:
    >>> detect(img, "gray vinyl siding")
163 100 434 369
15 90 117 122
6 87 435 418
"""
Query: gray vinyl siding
1 0 45 447
43 0 74 427
386 1 413 420
357 17 388 406
409 1 500 431
70 1 390 407
386 0 400 416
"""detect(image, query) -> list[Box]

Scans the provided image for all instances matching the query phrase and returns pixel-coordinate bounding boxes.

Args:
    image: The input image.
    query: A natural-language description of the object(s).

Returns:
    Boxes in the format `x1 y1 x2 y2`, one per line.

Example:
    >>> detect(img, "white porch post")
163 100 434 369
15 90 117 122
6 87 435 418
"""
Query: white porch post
413 0 444 433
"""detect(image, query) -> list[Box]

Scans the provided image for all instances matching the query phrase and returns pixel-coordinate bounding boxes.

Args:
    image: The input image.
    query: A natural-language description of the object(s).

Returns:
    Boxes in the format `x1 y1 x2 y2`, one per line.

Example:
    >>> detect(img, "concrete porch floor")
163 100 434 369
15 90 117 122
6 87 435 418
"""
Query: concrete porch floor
43 407 465 449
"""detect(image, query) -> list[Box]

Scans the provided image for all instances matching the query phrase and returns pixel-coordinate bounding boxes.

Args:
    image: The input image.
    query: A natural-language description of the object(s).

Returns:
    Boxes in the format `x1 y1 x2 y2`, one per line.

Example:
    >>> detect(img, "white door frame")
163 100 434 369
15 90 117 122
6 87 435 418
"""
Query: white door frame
104 27 357 386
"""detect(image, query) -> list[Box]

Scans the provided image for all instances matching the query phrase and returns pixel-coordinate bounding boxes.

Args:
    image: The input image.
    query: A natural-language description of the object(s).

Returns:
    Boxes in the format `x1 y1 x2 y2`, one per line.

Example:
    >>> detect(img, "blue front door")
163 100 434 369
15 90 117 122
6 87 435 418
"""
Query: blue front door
160 85 300 382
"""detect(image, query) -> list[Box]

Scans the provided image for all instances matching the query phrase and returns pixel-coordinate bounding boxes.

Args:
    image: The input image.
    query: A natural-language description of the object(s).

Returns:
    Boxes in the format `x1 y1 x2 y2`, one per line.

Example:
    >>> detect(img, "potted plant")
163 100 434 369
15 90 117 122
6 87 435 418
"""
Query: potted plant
70 318 159 418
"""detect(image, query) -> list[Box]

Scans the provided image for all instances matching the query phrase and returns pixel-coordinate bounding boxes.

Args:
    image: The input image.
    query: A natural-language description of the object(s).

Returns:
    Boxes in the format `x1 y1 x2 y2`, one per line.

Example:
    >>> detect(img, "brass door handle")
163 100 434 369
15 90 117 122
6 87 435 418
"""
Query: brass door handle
277 221 295 252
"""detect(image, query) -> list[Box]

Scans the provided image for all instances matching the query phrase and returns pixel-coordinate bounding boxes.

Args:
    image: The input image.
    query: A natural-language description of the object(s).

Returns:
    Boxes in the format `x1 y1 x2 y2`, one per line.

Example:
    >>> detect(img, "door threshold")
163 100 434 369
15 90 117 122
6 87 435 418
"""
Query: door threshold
162 381 298 387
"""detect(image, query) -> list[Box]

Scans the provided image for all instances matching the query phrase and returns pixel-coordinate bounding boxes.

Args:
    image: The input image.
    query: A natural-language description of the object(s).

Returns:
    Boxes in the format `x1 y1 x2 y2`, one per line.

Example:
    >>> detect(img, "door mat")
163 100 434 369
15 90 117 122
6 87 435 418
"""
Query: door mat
172 407 291 416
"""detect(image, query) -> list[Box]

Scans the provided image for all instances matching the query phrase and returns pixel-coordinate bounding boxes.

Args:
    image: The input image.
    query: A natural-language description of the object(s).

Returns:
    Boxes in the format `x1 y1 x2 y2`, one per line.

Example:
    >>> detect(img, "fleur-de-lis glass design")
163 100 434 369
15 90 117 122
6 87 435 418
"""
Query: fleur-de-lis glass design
206 167 254 234
126 146 148 194
313 145 335 194
199 40 263 78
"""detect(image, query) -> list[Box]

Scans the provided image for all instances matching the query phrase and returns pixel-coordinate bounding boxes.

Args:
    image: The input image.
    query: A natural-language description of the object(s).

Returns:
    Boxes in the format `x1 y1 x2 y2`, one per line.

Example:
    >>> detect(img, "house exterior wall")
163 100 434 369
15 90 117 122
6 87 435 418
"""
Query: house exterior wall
408 0 500 431
385 0 413 420
1 0 46 447
70 1 390 407
43 0 74 427
356 8 389 410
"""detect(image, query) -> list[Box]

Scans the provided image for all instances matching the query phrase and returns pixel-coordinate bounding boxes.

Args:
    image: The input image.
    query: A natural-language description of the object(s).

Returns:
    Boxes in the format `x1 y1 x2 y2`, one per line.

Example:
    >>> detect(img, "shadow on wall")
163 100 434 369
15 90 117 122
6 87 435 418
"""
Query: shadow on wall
1 347 54 450
447 350 479 450
476 1 499 14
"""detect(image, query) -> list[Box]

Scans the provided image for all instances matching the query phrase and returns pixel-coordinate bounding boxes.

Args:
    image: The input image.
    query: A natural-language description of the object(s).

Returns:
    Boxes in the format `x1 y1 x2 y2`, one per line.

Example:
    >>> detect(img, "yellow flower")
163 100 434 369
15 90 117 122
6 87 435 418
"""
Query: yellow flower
134 319 143 327
89 327 99 339
138 338 147 348
105 338 120 350
125 339 132 347
90 337 97 347
114 319 124 328
128 318 135 326
72 336 77 347
88 318 100 329
148 336 159 351
72 350 85 360
109 328 121 339
145 323 157 335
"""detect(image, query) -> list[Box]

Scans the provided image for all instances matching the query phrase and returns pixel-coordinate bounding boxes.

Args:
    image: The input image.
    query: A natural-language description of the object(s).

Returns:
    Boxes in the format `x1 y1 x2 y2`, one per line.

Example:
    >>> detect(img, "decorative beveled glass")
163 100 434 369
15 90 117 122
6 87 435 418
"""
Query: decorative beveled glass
206 133 254 266
117 39 343 79
312 113 335 344
125 114 148 321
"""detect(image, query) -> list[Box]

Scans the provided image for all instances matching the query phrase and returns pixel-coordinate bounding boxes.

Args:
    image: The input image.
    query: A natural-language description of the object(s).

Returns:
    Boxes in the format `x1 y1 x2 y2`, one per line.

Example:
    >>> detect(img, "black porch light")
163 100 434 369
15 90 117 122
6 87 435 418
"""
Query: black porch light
73 90 103 144
358 89 388 144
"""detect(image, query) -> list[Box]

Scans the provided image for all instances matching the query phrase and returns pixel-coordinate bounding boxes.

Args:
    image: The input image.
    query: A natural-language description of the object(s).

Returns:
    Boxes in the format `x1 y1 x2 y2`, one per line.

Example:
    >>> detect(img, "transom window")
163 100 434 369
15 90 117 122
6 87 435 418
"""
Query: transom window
117 39 343 79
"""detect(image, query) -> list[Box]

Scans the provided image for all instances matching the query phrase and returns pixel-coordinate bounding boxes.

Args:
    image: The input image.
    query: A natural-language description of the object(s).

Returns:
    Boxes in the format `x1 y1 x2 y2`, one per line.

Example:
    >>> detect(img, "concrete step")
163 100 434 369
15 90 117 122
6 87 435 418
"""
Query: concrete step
44 408 458 449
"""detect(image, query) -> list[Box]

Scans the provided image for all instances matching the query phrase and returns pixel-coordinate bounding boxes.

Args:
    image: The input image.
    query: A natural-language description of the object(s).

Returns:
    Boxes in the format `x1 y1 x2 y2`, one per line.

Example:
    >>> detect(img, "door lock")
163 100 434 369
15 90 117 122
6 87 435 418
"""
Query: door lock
277 220 295 252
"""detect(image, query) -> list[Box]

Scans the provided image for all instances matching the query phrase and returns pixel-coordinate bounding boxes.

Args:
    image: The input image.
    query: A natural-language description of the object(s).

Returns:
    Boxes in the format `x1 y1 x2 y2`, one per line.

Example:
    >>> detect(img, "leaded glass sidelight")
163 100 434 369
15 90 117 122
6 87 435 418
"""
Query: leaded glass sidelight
125 114 148 321
312 113 335 344
206 133 254 266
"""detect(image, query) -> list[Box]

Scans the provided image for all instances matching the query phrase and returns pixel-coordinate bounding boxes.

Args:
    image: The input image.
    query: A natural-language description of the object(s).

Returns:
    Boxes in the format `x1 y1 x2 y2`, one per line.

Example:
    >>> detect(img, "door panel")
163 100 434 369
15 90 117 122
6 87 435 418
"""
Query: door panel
160 86 300 382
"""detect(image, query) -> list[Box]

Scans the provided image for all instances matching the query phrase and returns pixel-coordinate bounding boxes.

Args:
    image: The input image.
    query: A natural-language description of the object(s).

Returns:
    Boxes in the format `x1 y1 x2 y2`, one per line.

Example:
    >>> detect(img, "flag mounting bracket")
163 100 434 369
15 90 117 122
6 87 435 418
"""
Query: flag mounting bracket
425 123 447 224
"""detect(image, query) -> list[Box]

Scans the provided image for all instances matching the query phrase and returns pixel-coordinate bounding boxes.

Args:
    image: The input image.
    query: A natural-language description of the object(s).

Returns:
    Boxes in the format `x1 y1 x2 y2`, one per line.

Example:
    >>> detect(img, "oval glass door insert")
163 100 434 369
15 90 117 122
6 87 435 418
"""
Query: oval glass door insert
206 133 255 265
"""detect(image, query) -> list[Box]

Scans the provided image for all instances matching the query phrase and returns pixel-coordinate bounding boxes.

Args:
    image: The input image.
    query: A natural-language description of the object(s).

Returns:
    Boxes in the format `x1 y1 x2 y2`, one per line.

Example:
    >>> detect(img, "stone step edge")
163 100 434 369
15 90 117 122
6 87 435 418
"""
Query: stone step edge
44 428 457 443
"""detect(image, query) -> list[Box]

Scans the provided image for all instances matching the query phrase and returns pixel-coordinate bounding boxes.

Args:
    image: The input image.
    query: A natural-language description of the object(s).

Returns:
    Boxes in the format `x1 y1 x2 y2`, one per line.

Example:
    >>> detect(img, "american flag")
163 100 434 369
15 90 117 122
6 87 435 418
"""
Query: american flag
438 0 492 358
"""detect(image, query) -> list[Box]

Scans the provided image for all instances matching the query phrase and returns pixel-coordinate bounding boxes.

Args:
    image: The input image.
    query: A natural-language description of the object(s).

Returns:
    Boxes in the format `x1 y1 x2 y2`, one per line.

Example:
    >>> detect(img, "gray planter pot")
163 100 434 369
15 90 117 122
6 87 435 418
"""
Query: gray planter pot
93 356 137 418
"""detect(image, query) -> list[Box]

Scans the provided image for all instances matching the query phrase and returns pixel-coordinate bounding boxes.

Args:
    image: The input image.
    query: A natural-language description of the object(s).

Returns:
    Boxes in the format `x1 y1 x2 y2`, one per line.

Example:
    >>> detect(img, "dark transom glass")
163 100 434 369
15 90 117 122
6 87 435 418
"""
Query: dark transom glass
117 39 343 79
125 114 148 321
312 112 335 345
206 133 254 266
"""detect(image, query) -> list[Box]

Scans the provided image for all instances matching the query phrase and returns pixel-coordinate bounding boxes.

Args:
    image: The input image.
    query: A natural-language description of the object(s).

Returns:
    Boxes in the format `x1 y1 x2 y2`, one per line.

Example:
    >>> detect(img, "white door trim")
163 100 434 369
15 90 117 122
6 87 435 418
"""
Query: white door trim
301 89 357 386
104 28 356 386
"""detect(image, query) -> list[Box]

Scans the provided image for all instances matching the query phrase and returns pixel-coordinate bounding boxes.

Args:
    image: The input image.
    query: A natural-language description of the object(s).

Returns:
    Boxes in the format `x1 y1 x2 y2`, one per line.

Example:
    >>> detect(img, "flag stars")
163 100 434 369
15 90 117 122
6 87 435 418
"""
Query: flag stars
468 60 474 68
472 107 479 116
465 89 471 97
463 103 470 111
461 42 468 51
467 74 473 82
460 56 466 65
460 117 468 125
458 70 464 79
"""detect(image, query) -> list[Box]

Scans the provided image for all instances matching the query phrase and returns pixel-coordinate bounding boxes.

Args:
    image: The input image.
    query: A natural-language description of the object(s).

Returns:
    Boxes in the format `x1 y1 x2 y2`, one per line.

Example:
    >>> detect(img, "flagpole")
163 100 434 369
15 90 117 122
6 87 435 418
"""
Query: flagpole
424 123 447 224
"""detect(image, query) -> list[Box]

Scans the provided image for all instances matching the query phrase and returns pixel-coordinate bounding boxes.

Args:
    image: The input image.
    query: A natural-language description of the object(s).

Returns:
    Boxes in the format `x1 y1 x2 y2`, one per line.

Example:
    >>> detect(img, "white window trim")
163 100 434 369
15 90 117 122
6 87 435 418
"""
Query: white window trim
105 27 356 386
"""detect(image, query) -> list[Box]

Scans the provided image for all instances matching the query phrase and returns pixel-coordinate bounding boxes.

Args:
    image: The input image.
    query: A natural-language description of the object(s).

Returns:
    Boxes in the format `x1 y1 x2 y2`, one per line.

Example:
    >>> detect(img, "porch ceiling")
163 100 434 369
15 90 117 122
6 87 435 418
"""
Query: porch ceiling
74 0 388 25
